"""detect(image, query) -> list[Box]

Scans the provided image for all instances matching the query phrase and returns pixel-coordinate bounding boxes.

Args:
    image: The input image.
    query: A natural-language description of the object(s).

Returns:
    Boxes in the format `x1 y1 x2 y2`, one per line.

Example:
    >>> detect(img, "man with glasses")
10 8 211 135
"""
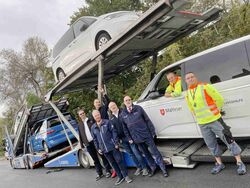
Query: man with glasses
121 96 169 177
77 108 112 180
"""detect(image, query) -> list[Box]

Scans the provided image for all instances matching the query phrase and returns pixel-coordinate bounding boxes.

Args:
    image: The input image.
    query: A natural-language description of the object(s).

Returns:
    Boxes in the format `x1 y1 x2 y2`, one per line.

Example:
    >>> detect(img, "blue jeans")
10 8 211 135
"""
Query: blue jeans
137 138 166 173
120 138 147 169
104 149 128 179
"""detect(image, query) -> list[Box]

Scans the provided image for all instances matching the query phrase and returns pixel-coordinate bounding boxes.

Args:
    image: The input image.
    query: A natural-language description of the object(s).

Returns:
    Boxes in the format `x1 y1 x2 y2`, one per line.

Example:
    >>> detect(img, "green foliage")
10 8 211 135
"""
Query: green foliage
70 0 143 25
26 92 42 108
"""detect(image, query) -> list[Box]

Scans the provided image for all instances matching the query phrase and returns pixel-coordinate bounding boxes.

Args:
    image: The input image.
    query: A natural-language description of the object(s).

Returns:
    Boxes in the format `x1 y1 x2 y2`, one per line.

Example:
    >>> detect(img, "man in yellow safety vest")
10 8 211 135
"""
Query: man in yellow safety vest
185 72 246 175
165 72 182 97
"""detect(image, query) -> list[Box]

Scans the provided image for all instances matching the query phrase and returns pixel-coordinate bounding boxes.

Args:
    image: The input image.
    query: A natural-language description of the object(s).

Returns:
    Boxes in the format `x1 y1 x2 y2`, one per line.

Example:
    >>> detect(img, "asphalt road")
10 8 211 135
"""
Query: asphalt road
0 159 249 188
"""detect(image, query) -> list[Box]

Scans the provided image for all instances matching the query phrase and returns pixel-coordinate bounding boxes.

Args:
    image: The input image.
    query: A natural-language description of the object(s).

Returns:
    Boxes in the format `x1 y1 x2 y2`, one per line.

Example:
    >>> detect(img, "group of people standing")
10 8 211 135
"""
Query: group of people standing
76 71 247 186
77 88 168 186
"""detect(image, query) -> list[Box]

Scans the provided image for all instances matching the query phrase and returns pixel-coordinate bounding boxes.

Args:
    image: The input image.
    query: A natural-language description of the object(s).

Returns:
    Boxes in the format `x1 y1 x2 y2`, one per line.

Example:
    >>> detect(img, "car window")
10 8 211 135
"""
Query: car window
73 17 97 38
31 121 43 135
184 41 250 85
155 67 182 95
52 28 75 58
39 121 47 133
47 114 73 128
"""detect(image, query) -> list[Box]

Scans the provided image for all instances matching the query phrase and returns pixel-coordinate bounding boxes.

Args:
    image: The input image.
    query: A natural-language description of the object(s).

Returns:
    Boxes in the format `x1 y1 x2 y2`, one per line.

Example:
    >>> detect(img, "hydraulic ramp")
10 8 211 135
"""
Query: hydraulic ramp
45 0 221 101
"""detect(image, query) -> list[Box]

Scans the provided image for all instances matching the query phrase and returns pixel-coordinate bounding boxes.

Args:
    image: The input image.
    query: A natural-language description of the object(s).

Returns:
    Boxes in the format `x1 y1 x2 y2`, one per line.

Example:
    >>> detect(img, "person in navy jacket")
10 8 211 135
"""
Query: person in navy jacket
121 96 168 177
109 101 149 176
91 110 133 186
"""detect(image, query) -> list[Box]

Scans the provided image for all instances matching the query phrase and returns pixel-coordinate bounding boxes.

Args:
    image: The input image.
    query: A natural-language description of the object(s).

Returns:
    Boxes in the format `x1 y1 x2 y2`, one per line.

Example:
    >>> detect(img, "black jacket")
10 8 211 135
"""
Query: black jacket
78 117 95 148
110 109 125 139
121 104 156 143
90 94 110 122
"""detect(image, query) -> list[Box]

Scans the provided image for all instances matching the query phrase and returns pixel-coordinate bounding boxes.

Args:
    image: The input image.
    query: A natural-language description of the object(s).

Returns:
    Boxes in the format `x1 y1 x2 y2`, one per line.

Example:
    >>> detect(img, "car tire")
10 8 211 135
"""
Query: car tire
43 142 50 153
78 149 90 168
57 69 66 82
95 32 111 50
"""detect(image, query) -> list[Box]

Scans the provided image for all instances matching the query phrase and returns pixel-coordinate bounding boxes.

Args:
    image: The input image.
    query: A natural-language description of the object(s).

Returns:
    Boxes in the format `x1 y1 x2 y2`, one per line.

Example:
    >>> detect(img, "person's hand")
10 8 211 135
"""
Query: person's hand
98 149 103 155
165 93 172 97
115 145 119 149
129 140 133 144
98 86 104 94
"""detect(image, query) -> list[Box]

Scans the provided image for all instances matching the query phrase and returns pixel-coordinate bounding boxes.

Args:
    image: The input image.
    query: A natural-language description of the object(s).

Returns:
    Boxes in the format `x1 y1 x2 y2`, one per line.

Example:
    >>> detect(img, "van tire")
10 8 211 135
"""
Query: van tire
95 32 111 50
78 149 90 168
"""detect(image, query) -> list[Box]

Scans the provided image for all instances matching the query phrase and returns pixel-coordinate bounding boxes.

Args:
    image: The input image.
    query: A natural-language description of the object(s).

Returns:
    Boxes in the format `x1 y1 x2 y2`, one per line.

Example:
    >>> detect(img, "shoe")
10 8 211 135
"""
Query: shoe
115 177 125 186
105 172 111 178
142 168 149 176
125 176 133 183
148 168 156 177
134 168 142 176
163 171 169 177
211 163 225 174
96 174 104 181
111 170 117 178
237 162 247 175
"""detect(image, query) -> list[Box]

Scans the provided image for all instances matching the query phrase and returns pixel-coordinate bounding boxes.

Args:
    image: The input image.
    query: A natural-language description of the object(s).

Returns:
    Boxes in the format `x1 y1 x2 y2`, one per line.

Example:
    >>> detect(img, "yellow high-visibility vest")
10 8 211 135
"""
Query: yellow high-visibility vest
185 82 224 125
165 76 182 97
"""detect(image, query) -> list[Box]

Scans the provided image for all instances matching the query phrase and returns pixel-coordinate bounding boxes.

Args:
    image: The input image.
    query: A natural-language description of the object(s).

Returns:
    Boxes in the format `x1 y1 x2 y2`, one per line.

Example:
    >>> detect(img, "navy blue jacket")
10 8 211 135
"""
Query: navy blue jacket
110 109 126 139
91 119 119 153
121 104 156 143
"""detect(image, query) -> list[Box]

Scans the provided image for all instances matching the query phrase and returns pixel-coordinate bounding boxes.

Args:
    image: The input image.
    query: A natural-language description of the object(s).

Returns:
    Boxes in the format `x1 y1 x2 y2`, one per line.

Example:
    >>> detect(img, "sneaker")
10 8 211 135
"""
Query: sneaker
111 170 117 178
96 174 104 181
237 162 247 175
211 163 225 174
105 172 111 178
125 176 133 183
148 168 156 177
163 171 169 177
115 177 125 186
142 168 149 176
134 168 142 176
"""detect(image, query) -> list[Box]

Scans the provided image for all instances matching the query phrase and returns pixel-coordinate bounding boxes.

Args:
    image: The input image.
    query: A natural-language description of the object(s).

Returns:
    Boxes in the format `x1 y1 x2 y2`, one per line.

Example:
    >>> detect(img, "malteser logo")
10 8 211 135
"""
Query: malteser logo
160 107 182 116
160 109 165 116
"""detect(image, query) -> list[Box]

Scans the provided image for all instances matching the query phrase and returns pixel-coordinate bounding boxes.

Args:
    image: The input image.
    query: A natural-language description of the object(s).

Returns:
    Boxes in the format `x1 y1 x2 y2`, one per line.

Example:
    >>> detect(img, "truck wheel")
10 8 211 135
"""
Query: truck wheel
78 149 90 168
43 142 50 153
95 32 111 50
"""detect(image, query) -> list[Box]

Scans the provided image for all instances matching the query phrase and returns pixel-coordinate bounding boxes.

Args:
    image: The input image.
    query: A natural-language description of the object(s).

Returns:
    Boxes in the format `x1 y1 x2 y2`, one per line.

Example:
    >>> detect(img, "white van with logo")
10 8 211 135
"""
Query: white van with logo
137 35 250 139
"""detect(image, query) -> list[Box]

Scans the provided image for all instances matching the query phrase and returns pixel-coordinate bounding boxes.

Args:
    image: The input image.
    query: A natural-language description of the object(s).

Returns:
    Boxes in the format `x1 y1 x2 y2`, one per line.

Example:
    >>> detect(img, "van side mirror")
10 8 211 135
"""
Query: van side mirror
147 91 161 99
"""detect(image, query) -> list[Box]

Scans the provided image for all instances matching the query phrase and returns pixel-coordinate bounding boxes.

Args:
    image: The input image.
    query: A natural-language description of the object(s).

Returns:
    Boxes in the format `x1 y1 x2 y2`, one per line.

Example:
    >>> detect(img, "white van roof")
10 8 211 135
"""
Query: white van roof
160 34 250 73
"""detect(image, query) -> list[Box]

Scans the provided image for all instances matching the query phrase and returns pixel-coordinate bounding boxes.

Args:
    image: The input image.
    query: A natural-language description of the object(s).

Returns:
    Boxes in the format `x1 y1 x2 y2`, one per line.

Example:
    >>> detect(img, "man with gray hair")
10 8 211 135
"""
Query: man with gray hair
91 110 132 185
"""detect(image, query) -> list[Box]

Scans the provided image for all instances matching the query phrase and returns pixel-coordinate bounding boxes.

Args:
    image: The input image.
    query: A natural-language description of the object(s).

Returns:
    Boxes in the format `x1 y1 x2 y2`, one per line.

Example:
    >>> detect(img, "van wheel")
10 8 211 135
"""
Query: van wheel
78 149 90 168
57 69 66 82
95 32 111 50
43 142 50 153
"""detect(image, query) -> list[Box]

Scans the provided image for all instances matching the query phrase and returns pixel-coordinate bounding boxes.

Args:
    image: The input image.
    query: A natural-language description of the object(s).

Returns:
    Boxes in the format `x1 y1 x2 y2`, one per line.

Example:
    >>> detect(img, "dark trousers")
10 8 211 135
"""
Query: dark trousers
86 141 111 175
104 149 128 179
121 138 147 169
137 138 166 173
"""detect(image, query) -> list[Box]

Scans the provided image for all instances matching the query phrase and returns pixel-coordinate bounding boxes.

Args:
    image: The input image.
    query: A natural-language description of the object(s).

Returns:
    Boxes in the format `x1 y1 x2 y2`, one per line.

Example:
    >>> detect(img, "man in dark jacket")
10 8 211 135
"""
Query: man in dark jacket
121 96 168 177
93 87 110 120
77 108 111 180
91 110 132 186
108 101 149 176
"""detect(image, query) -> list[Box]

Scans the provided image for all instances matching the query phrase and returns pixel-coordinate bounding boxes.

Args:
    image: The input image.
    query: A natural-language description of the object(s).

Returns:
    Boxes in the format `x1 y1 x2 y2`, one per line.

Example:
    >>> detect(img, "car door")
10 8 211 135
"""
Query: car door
137 66 199 139
67 18 97 72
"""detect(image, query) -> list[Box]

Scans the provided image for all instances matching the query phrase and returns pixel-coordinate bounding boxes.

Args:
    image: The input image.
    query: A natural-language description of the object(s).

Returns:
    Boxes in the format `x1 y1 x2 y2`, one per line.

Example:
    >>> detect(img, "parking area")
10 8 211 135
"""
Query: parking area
0 159 249 188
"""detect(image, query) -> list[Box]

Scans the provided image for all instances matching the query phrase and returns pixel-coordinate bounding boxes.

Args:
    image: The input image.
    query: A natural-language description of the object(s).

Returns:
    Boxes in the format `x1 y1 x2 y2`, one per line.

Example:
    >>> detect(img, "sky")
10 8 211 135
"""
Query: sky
0 0 85 117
